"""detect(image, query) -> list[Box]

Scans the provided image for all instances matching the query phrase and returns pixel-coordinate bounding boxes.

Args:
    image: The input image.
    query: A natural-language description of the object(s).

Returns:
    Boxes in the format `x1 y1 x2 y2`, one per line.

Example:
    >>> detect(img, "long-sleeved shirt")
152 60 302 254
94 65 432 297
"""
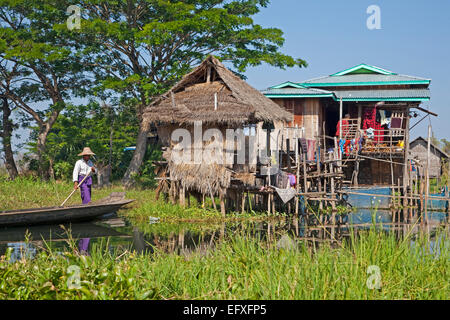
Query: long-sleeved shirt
73 159 97 182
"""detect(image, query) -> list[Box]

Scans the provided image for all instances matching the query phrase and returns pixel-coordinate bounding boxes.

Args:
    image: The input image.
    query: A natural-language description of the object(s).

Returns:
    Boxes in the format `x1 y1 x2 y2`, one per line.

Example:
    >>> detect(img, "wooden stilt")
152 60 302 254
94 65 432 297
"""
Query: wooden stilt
317 138 323 211
186 190 191 207
180 184 186 207
207 181 217 211
295 135 300 216
271 193 275 214
425 124 431 224
220 190 226 217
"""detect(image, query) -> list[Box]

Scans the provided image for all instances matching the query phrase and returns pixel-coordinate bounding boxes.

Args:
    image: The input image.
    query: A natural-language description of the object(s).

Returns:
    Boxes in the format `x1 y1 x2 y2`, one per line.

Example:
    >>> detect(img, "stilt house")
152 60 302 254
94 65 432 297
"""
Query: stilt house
263 63 435 187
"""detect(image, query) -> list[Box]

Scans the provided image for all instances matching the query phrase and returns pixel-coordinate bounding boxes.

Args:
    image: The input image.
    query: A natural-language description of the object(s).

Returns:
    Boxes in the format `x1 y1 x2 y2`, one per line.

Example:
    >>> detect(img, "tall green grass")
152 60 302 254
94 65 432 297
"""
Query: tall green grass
0 227 448 300
0 176 123 210
0 177 276 221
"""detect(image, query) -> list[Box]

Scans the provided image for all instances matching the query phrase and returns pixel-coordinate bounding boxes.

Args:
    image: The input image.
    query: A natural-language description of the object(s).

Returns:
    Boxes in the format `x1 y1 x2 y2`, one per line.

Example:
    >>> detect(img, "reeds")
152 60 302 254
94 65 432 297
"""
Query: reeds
0 226 448 300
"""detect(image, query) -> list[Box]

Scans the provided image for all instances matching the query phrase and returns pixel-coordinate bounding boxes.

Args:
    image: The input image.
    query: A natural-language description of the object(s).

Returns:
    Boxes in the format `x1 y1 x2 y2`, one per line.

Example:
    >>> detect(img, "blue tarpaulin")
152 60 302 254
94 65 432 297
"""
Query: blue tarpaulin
123 146 136 151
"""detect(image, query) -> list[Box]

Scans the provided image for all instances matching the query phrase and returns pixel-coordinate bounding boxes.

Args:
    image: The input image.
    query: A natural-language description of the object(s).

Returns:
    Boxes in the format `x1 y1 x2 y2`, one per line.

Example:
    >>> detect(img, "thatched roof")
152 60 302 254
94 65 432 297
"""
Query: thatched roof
144 55 293 125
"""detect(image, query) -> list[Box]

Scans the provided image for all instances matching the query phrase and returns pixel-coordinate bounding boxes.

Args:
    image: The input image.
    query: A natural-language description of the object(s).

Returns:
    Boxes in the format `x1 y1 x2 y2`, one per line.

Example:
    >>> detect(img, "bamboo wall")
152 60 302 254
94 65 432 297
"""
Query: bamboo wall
410 140 445 178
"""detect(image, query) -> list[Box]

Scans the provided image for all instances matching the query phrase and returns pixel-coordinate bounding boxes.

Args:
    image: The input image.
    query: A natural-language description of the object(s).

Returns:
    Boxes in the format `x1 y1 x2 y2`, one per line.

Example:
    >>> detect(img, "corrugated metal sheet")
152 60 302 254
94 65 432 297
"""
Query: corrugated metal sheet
261 87 333 96
262 87 430 101
333 88 430 100
300 73 431 86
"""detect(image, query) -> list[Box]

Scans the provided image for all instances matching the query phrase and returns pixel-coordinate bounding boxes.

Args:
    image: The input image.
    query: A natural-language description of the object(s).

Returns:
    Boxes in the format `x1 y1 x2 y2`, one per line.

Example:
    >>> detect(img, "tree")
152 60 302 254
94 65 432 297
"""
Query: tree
0 95 19 179
76 0 307 187
28 102 154 185
0 0 92 178
0 59 19 179
440 138 450 156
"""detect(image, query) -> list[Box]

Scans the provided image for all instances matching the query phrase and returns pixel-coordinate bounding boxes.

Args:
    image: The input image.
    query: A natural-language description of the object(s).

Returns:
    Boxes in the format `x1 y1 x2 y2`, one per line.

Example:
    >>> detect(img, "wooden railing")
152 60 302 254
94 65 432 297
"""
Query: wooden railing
360 128 405 155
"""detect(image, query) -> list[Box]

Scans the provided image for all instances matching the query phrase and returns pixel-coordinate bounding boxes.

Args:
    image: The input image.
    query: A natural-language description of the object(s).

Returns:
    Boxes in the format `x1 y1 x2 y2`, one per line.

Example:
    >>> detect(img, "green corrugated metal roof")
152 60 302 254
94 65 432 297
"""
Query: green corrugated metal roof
330 63 396 76
299 64 431 87
264 64 431 102
300 74 431 87
262 87 430 102
333 88 430 101
261 86 334 98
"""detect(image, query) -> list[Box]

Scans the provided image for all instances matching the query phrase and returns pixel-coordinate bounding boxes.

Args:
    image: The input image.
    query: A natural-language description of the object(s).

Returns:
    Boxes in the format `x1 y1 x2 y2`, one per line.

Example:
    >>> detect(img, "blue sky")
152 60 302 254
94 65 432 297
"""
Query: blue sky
243 0 450 141
8 0 450 154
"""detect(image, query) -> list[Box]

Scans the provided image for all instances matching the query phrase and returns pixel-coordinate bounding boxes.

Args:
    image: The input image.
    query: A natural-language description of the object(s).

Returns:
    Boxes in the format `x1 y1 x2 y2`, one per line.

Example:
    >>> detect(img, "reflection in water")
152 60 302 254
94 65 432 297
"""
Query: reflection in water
0 209 448 261
6 242 37 263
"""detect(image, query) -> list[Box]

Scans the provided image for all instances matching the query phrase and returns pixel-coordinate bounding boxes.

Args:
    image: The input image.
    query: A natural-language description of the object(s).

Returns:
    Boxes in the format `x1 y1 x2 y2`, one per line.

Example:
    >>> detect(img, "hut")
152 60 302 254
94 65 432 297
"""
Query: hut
144 55 293 215
410 136 449 178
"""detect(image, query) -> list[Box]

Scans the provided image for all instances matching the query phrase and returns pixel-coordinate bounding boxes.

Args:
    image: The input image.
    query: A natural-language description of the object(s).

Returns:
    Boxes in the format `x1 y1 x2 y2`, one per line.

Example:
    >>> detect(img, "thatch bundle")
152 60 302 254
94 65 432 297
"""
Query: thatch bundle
144 55 293 125
169 162 232 195
233 172 256 186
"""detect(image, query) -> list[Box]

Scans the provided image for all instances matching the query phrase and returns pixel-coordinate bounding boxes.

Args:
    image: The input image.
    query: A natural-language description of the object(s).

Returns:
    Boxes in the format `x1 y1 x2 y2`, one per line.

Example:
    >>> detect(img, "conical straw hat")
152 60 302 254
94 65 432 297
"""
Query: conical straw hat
78 147 96 156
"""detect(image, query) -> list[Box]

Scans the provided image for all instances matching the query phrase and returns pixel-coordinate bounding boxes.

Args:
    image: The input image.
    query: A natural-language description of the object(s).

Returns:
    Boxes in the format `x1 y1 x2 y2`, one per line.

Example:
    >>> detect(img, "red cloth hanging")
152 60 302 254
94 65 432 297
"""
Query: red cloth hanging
336 119 349 137
362 106 384 142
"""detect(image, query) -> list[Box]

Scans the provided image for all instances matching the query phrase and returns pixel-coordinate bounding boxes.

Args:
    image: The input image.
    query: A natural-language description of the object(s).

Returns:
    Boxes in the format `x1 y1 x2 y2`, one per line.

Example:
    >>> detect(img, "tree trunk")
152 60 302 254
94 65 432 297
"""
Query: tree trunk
97 163 111 188
36 124 51 179
48 157 55 180
1 97 18 180
122 118 150 188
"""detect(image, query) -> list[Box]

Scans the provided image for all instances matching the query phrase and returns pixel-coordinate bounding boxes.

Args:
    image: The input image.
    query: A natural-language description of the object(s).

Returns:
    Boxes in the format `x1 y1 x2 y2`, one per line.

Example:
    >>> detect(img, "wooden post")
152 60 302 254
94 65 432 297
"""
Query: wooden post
295 130 300 216
446 161 450 217
317 138 323 211
403 108 411 220
390 130 394 186
272 193 275 214
220 190 226 217
354 105 362 187
419 173 424 224
409 158 415 221
357 105 362 132
425 124 431 224
330 150 336 212
186 190 191 207
354 156 360 186
445 161 450 216
207 181 217 211
287 138 291 172
302 153 308 194
322 121 327 156
339 97 343 142
295 138 300 216
180 184 186 207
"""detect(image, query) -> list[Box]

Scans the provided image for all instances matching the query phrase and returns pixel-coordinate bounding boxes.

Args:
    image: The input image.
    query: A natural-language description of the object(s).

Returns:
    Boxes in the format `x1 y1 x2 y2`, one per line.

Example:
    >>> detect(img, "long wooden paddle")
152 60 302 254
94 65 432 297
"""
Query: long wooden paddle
60 171 91 207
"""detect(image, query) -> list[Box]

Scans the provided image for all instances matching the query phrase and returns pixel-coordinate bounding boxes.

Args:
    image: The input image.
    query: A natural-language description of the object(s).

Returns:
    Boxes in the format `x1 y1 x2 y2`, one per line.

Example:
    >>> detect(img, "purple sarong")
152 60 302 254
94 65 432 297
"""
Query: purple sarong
78 175 92 204
78 238 90 255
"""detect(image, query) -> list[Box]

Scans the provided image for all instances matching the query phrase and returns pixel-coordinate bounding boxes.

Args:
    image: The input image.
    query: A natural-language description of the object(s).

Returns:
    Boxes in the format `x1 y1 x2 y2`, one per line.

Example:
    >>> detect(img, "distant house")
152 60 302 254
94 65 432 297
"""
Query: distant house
410 137 449 178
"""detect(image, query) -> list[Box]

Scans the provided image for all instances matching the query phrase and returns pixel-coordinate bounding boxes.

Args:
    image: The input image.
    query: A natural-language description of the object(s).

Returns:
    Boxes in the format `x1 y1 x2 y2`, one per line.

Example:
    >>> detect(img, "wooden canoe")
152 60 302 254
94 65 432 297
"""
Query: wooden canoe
0 192 135 227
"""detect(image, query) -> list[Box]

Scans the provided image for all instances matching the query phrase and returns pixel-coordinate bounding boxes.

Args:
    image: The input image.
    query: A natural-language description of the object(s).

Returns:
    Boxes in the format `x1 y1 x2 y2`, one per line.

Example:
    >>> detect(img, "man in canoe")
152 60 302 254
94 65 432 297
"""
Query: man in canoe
73 147 97 204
